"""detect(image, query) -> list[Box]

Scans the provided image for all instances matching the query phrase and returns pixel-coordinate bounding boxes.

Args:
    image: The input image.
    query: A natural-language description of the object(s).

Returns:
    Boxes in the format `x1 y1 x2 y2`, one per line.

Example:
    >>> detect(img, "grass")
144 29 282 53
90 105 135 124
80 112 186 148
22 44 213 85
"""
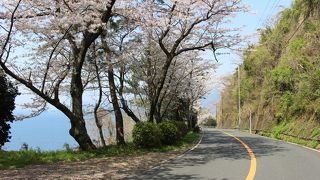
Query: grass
256 124 319 149
276 134 319 149
0 131 200 170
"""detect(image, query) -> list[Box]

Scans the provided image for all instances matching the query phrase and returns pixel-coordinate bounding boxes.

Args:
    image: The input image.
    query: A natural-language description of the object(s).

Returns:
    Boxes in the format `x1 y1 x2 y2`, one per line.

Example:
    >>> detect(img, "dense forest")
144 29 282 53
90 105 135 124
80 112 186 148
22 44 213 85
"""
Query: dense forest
218 0 320 148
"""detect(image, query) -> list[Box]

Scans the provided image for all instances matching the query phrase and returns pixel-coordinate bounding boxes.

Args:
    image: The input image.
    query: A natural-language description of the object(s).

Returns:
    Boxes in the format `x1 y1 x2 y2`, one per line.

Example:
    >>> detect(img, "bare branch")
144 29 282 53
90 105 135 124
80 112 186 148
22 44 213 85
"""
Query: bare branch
41 25 73 93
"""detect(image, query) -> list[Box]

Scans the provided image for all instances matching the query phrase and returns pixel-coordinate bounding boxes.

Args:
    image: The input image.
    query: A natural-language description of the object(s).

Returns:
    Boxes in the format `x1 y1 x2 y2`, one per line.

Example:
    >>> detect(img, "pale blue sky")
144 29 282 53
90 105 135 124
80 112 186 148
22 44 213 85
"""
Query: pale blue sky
215 0 293 76
4 0 294 150
202 0 293 110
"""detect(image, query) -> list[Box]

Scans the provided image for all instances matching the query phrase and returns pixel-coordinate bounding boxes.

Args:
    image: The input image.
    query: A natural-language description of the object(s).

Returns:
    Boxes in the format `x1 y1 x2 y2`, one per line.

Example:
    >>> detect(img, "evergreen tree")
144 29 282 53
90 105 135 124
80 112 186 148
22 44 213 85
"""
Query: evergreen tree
0 71 18 149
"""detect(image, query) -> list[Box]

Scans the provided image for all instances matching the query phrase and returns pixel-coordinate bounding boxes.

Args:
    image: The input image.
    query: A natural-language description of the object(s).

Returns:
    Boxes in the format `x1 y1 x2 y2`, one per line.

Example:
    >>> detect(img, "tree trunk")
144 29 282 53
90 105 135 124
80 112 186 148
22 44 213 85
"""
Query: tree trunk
70 64 96 150
94 108 107 147
148 100 156 123
100 34 125 145
93 44 107 147
155 104 162 124
118 69 140 123
148 58 173 124
108 64 125 145
69 116 96 150
120 97 140 123
95 118 107 147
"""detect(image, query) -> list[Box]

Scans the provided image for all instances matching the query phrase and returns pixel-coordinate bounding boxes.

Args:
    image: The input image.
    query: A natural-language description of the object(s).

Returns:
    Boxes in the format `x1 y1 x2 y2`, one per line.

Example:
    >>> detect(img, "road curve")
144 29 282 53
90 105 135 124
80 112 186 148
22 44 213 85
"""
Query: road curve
126 128 320 180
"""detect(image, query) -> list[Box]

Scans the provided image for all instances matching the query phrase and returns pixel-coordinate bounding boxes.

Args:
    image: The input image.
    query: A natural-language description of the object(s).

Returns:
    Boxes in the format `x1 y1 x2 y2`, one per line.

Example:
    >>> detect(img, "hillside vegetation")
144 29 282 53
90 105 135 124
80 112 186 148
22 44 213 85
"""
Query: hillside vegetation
218 0 320 148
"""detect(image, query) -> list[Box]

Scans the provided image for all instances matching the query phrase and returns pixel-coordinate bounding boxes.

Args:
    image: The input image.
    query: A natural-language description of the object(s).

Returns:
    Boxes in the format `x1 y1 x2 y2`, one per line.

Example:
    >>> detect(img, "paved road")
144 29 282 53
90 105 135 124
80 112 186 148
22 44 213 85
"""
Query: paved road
126 128 320 180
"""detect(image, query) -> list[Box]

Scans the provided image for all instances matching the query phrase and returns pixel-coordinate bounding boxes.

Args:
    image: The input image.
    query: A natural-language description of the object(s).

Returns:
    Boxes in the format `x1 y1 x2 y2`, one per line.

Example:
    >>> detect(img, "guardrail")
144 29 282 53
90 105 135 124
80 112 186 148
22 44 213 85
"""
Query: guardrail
252 129 320 143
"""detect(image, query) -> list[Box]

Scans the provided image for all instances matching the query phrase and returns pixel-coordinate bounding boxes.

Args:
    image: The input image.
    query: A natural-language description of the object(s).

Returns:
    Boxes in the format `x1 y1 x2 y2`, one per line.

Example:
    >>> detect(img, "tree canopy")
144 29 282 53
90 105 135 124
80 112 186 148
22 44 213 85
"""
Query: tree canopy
0 72 19 149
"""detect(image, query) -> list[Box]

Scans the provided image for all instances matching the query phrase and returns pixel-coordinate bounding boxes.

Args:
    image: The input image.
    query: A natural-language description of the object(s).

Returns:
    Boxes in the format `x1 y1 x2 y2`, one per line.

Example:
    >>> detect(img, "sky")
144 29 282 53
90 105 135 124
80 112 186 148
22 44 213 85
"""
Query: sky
201 0 293 110
4 0 293 151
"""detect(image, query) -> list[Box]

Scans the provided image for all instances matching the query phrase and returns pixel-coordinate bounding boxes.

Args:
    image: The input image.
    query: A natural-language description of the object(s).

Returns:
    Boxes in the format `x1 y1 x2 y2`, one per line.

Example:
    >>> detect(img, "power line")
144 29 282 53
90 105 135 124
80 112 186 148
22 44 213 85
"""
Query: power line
264 0 281 26
255 0 272 29
256 0 281 30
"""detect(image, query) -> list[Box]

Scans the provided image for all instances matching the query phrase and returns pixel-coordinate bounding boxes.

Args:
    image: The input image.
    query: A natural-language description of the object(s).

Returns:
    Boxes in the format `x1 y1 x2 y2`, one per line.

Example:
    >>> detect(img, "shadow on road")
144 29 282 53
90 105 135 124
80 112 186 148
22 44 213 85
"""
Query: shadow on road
126 129 287 179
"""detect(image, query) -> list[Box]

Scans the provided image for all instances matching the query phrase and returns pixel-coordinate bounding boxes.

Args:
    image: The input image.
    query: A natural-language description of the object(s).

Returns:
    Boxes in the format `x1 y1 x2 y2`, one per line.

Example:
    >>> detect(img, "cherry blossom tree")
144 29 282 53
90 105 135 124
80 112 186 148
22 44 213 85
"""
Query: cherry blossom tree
128 42 216 124
0 0 247 150
0 0 21 150
0 0 119 150
132 0 246 122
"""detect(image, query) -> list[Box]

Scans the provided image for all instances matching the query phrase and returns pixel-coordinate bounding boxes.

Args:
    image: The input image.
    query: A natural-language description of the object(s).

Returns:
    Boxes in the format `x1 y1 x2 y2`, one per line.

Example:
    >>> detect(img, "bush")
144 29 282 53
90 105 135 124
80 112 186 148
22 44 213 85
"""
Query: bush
193 125 201 133
271 66 294 92
132 122 163 148
172 121 189 139
20 143 29 151
205 116 217 127
158 121 178 145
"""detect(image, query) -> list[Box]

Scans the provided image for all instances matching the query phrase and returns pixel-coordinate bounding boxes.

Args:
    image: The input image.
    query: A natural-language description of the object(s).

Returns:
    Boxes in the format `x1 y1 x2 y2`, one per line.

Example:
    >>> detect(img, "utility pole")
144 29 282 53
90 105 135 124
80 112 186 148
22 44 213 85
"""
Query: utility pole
220 93 223 123
215 103 218 122
238 65 241 130
249 108 252 134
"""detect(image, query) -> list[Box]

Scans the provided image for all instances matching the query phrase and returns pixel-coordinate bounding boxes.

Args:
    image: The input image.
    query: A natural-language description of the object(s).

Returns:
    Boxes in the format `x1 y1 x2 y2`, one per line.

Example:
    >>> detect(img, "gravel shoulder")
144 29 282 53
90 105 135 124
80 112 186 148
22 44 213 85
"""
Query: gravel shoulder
0 151 184 180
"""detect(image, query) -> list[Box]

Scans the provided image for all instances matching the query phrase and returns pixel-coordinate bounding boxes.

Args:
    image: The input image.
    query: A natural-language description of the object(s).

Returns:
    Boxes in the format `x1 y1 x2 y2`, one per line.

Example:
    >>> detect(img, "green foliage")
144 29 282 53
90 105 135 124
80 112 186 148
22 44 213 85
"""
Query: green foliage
0 132 200 170
276 92 294 121
162 98 198 126
298 0 320 17
63 143 72 152
289 37 305 51
172 121 189 139
20 143 29 151
244 46 273 78
219 0 320 147
132 122 163 148
272 122 289 139
204 116 217 127
158 121 178 145
311 128 320 138
310 140 319 149
271 66 294 92
193 125 201 133
277 134 318 149
0 73 19 149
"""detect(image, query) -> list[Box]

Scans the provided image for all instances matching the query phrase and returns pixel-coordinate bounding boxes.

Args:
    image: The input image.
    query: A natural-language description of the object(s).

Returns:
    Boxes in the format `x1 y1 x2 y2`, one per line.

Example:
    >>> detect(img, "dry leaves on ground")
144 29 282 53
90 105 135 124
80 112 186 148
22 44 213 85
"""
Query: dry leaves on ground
0 151 182 180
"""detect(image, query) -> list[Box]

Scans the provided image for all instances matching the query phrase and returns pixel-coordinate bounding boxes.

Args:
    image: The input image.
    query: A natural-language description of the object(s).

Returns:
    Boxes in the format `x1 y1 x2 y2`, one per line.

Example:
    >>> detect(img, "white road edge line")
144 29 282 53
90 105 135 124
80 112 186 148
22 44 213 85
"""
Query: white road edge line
257 134 320 153
150 128 205 170
176 127 205 158
235 129 320 153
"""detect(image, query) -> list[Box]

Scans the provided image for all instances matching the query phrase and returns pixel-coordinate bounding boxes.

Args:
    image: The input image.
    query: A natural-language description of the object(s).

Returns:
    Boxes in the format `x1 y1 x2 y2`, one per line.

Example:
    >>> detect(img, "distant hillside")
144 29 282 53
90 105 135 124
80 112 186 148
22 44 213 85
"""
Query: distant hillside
218 0 320 148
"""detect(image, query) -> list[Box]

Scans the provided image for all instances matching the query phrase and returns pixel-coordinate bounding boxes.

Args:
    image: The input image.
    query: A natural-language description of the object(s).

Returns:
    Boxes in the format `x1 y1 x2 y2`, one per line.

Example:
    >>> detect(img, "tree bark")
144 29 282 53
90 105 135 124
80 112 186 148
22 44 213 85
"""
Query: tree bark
0 0 122 151
148 100 156 123
1 46 96 150
118 69 140 123
108 64 125 145
70 54 96 150
100 33 125 145
93 46 107 147
148 58 173 123
119 95 140 123
155 104 162 124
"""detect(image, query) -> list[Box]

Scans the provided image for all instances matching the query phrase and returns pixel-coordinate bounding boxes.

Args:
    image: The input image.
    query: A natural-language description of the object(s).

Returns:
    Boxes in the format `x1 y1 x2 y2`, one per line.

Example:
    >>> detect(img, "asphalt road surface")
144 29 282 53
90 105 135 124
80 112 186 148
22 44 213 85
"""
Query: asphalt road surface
126 128 320 180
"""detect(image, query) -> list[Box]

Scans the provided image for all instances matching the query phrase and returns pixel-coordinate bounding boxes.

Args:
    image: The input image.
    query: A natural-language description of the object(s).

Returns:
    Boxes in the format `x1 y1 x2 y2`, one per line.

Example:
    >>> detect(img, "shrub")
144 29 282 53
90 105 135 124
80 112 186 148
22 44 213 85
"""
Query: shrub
172 121 189 139
63 143 72 152
271 66 294 92
20 143 29 151
132 122 162 148
205 116 217 127
158 121 178 145
193 125 201 133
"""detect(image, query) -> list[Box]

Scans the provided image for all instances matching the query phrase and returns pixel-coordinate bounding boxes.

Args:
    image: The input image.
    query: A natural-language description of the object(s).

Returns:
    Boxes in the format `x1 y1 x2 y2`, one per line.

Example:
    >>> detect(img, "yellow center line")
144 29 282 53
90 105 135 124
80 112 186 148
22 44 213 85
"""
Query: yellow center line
221 130 257 180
